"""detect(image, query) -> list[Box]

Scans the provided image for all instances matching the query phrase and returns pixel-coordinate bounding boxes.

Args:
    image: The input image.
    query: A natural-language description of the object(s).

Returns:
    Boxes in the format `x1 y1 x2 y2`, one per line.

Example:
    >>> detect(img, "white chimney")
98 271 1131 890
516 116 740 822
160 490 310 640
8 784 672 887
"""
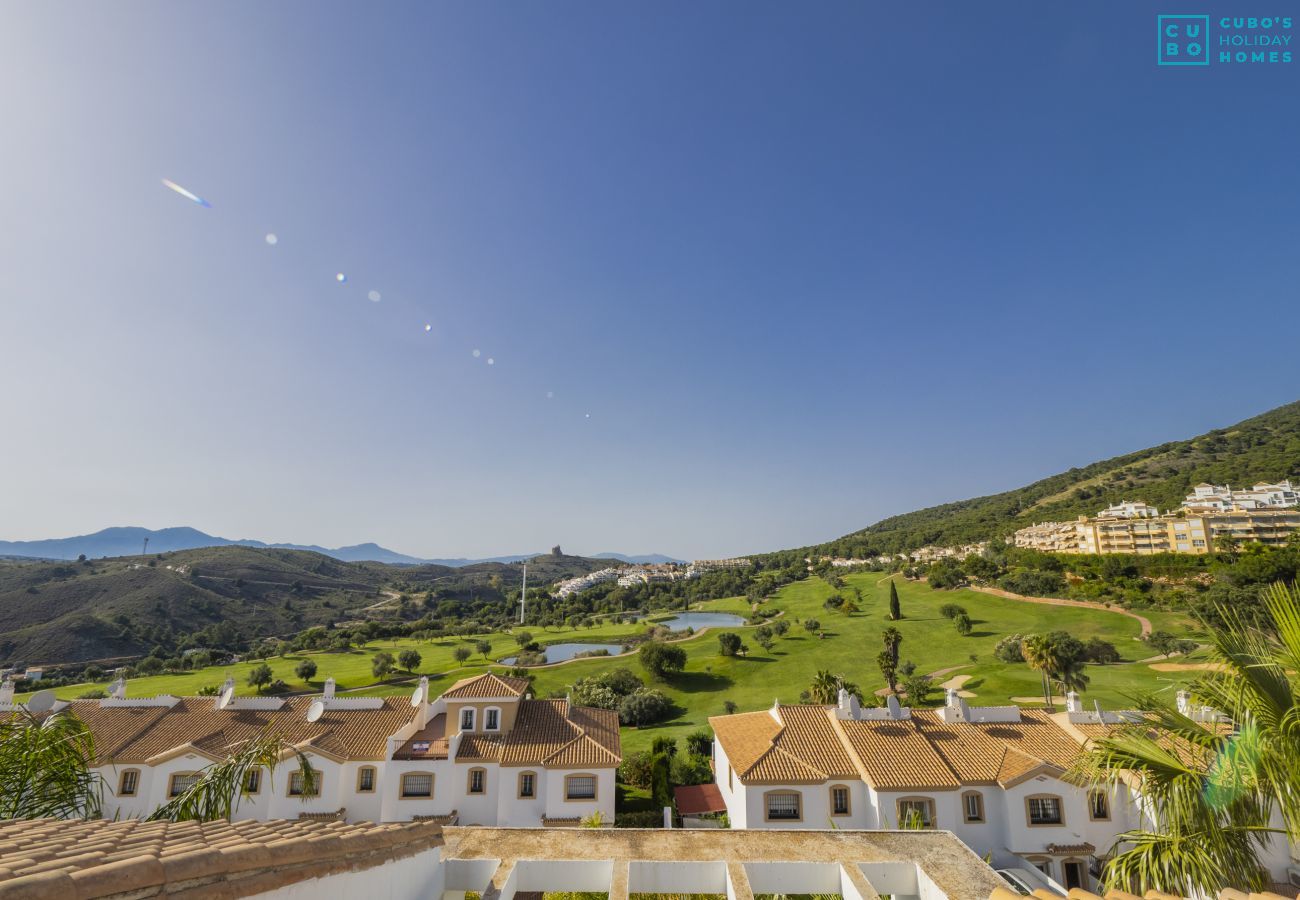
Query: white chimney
324 677 337 699
1066 691 1082 714
109 677 127 700
1176 690 1190 716
0 679 13 706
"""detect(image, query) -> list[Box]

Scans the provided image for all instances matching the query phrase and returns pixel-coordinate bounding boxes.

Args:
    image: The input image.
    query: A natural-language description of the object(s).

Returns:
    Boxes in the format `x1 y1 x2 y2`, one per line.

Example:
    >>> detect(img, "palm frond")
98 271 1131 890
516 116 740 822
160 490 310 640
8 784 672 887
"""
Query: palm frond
0 710 102 820
147 732 316 823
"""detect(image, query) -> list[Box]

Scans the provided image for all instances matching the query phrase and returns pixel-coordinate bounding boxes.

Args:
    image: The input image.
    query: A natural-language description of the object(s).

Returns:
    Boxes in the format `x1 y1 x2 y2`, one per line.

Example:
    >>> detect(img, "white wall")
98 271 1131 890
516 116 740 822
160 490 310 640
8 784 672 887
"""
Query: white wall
249 845 444 900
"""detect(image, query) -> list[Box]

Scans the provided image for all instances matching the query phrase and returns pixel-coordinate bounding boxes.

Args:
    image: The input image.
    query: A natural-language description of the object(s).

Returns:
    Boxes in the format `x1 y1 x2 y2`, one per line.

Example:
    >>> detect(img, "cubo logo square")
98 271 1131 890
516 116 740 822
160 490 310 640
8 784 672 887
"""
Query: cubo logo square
1158 15 1211 65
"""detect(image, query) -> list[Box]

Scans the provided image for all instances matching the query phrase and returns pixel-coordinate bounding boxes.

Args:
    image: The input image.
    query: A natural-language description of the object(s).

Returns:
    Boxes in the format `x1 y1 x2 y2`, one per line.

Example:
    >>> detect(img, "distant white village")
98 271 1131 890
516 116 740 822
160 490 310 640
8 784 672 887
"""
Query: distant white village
552 558 752 598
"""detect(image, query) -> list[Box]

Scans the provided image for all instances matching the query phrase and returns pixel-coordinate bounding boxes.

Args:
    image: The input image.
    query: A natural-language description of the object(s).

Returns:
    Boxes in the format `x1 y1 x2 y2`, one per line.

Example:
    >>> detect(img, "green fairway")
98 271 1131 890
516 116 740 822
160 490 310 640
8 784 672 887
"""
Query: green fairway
30 574 1204 756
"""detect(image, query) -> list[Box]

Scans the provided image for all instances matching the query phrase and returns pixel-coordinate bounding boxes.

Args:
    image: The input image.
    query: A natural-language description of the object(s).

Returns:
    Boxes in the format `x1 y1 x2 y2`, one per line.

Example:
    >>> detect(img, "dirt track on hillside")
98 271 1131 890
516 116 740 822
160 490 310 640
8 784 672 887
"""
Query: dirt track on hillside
967 584 1152 638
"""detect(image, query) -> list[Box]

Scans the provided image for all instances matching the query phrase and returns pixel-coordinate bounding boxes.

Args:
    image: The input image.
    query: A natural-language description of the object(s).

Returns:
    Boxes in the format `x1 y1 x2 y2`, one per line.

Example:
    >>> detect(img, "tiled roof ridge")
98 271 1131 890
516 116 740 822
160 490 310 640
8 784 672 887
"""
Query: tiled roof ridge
443 672 530 699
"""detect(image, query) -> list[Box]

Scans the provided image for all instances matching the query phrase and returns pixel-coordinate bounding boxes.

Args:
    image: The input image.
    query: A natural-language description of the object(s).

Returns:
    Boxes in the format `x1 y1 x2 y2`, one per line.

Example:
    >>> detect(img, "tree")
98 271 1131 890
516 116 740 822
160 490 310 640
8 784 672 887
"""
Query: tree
888 581 902 620
717 632 743 657
1077 583 1300 897
953 612 973 636
0 710 100 820
809 670 859 705
247 663 273 694
684 729 712 757
939 603 966 620
1022 631 1086 710
398 649 422 673
723 700 738 715
371 651 395 679
1023 634 1062 710
453 646 471 665
773 619 790 637
877 650 899 695
475 640 492 661
803 618 821 634
638 641 686 681
619 751 654 789
881 627 902 667
902 673 934 705
513 631 534 648
994 633 1026 663
1084 637 1121 664
294 659 317 683
618 689 672 726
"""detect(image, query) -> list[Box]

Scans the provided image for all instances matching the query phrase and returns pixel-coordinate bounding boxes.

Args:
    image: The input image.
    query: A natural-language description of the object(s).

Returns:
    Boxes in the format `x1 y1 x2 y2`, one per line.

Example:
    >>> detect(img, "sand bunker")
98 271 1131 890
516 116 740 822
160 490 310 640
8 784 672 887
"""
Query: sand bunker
1148 661 1228 672
938 674 976 697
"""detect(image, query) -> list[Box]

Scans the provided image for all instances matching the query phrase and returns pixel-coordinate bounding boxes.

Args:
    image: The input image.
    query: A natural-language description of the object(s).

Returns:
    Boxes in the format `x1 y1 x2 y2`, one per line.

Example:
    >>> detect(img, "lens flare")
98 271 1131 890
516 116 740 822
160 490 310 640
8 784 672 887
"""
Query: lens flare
546 391 554 399
335 273 347 284
265 233 278 245
424 324 432 332
368 290 381 303
161 178 211 208
472 349 481 358
487 358 495 366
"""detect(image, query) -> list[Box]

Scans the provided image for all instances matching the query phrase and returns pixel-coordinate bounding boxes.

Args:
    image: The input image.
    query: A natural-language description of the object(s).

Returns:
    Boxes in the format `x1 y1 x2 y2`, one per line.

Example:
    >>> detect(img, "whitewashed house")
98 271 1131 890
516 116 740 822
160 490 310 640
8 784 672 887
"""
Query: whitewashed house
710 690 1143 893
9 672 619 827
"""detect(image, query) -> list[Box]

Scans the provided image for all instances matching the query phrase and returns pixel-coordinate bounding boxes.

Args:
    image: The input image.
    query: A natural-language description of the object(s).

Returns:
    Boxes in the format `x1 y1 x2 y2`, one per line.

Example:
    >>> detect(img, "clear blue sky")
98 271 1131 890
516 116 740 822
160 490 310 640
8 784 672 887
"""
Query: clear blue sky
2 2 1297 559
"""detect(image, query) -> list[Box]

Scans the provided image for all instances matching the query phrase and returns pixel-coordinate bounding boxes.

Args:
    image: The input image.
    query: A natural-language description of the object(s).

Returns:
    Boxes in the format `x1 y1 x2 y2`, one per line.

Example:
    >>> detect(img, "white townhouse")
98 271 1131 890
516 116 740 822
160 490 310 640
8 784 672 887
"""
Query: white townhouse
709 690 1144 894
9 672 619 827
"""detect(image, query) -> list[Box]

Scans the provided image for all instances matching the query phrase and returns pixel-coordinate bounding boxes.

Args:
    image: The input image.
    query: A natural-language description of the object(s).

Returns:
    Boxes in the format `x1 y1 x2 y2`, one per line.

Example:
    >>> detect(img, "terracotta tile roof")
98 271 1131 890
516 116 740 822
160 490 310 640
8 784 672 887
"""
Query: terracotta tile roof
712 704 1092 790
68 696 417 764
456 733 504 762
674 783 727 816
495 699 620 768
440 672 530 700
0 817 444 899
391 713 450 761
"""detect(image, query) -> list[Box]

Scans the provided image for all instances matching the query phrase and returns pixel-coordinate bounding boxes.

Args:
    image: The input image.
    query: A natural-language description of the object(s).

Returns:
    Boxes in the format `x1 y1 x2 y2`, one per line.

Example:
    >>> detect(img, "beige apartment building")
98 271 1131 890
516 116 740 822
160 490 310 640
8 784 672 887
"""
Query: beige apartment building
1015 508 1300 555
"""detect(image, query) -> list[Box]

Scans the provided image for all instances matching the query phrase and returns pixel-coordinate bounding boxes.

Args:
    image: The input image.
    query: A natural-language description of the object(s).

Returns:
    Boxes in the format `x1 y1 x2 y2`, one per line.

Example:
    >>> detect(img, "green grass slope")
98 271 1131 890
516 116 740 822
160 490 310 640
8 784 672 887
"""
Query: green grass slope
805 400 1300 556
32 573 1204 755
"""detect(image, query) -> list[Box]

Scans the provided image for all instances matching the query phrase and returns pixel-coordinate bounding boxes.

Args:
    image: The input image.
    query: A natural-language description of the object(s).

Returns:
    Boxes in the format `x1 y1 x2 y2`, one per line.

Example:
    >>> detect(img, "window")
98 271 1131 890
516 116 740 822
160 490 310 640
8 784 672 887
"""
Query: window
765 791 801 821
244 769 261 794
1027 795 1064 826
169 772 200 797
565 774 597 801
118 769 140 797
518 771 536 799
460 708 476 732
1088 790 1110 821
401 773 433 798
830 785 850 816
357 766 376 793
485 707 500 731
897 797 935 829
962 791 985 823
289 768 320 797
467 767 486 795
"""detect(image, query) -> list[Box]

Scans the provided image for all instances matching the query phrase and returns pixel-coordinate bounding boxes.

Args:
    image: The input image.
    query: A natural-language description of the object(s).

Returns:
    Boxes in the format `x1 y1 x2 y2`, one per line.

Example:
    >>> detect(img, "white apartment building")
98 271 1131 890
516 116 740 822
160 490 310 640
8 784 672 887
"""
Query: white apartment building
1094 501 1159 519
1183 480 1300 512
8 672 619 828
552 567 622 598
708 689 1300 893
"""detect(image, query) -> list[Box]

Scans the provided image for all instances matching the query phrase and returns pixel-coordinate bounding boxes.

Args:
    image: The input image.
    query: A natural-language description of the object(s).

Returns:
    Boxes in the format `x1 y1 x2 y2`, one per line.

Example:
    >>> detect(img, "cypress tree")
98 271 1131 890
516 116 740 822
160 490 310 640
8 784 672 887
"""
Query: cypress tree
889 581 902 620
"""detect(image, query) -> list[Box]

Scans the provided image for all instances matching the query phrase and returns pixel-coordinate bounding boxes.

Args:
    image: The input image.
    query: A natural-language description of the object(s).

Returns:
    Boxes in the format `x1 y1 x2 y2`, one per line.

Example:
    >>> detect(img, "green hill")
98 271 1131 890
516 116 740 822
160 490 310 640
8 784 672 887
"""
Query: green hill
0 547 611 667
807 399 1300 558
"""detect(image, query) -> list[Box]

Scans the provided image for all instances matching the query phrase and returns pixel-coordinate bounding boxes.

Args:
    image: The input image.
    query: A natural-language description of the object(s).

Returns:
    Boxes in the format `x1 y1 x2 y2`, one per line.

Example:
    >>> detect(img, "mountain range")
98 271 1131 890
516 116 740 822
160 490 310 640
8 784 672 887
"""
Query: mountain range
0 527 684 567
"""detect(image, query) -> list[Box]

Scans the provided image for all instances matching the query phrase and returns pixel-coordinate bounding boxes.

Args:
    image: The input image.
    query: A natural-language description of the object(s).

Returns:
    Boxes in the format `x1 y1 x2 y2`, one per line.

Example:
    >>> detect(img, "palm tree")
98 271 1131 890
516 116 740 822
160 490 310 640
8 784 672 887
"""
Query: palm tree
1075 582 1300 896
0 709 101 820
1053 656 1091 696
877 650 899 695
809 670 840 704
149 732 318 822
1022 633 1063 711
881 627 902 663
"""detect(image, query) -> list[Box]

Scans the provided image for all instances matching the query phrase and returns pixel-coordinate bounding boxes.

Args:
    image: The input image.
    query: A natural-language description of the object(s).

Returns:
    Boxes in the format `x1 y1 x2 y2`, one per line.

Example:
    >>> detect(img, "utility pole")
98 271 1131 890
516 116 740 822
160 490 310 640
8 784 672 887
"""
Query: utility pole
519 563 528 625
142 536 149 557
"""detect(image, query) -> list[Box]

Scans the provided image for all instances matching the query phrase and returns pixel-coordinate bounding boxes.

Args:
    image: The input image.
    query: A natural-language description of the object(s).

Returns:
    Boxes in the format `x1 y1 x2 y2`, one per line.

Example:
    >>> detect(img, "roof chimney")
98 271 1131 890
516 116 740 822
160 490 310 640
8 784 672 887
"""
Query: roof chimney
324 677 337 700
1176 690 1190 716
836 687 861 720
0 679 13 706
109 677 127 700
1066 691 1082 714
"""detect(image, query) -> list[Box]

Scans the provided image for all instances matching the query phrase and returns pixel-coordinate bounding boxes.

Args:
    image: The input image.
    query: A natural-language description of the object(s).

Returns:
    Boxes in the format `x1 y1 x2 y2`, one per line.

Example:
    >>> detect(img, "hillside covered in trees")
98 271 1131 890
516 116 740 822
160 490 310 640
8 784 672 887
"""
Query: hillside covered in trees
797 399 1300 559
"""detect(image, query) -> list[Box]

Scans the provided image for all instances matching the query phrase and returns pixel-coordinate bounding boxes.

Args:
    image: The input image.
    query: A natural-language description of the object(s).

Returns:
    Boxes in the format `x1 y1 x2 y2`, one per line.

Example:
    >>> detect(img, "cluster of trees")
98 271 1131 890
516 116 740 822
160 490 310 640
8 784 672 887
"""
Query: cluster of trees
618 730 713 811
566 668 673 727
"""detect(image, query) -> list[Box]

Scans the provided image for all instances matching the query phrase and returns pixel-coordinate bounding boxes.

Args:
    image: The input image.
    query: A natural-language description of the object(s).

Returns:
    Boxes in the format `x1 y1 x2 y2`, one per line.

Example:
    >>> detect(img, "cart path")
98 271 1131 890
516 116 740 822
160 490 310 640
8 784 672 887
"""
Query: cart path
966 584 1152 638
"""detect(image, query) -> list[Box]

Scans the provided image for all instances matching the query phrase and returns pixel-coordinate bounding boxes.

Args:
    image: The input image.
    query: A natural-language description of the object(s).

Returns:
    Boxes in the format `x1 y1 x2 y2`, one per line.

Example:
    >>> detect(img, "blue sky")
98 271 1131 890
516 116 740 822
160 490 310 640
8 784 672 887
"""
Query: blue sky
2 2 1297 559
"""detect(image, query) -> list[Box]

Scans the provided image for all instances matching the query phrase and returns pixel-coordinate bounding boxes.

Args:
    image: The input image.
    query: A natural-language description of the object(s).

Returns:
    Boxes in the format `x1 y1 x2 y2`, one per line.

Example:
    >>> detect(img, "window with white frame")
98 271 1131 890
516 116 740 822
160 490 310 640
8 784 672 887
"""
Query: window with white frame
357 766 376 793
485 707 500 730
460 708 476 731
565 774 597 801
963 790 984 823
243 769 261 794
168 772 200 797
1027 795 1063 825
1088 790 1110 820
401 773 433 798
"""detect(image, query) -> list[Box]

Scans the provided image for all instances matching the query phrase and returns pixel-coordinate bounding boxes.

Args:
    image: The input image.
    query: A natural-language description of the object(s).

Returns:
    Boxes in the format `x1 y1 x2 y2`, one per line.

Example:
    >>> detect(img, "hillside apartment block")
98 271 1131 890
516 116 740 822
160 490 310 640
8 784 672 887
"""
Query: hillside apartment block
1013 480 1300 555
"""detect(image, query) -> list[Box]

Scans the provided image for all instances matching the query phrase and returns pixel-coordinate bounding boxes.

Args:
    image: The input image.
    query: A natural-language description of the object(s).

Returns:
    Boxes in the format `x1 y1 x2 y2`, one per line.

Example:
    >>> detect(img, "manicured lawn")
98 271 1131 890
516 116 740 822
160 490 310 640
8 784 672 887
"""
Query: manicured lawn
30 575 1206 757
